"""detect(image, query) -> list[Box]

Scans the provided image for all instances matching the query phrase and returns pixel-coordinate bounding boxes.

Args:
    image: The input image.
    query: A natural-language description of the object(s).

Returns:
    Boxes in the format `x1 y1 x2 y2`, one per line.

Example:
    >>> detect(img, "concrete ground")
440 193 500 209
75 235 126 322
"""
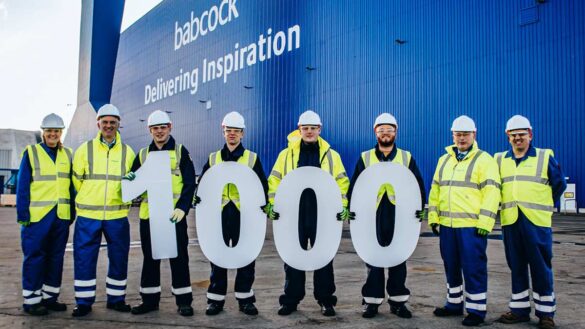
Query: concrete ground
0 207 583 329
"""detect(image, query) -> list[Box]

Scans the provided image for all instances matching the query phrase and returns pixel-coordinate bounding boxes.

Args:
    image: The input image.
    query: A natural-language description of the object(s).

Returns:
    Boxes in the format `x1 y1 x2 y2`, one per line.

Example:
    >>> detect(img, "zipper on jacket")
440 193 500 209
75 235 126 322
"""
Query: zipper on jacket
448 158 458 228
103 149 110 220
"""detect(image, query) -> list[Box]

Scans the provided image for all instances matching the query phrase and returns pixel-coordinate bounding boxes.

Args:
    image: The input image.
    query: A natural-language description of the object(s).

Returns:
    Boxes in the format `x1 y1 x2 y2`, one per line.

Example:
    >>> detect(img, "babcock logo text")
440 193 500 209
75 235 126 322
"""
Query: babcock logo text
174 0 239 51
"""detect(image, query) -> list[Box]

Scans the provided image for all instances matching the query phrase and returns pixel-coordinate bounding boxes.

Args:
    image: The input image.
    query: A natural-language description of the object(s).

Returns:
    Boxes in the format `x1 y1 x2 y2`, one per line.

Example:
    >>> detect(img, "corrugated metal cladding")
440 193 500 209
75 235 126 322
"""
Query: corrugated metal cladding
110 0 585 206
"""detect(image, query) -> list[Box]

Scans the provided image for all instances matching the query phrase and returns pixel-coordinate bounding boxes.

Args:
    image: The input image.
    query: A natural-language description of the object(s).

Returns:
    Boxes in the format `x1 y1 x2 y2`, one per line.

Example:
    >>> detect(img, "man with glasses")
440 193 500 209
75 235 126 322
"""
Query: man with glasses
495 115 565 329
347 113 426 319
428 115 501 326
124 110 196 316
196 111 268 316
266 110 351 317
71 104 135 316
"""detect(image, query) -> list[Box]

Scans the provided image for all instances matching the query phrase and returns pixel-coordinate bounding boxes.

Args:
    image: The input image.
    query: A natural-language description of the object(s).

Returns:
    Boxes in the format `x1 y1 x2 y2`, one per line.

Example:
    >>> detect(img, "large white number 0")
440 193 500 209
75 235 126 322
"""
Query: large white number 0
350 162 421 268
121 151 177 260
273 167 343 271
195 162 267 269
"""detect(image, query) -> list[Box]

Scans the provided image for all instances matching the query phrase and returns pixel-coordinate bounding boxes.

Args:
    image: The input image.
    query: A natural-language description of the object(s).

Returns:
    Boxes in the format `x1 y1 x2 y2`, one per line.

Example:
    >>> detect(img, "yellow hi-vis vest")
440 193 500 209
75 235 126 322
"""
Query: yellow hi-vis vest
361 148 411 207
25 144 73 222
495 148 554 227
268 136 350 207
209 149 257 210
138 144 184 220
428 142 501 231
72 132 135 220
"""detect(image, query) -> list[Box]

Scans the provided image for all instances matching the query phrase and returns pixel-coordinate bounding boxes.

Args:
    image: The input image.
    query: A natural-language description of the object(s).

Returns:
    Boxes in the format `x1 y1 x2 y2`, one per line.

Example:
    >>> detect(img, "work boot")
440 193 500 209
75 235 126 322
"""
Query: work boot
362 304 379 318
321 304 336 316
43 300 67 312
24 304 48 316
433 306 463 317
239 303 258 315
498 311 530 324
177 304 194 317
106 301 131 312
391 304 412 319
71 304 92 317
462 313 484 326
205 302 223 316
277 304 297 316
131 303 159 315
538 316 555 329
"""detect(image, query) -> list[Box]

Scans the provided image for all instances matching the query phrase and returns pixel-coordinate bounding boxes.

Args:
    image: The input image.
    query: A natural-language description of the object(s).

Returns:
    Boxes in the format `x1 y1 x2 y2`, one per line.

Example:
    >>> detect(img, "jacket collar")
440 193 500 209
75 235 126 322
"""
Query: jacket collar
374 143 397 161
148 135 176 151
505 144 536 159
445 141 479 160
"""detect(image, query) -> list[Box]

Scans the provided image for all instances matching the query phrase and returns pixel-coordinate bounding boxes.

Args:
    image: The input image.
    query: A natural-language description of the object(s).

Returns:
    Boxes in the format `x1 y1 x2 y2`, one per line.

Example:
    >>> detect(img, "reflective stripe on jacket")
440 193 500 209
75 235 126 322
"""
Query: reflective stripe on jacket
268 136 349 207
361 148 411 207
495 148 554 227
428 142 501 231
138 144 184 219
26 144 72 222
72 132 135 220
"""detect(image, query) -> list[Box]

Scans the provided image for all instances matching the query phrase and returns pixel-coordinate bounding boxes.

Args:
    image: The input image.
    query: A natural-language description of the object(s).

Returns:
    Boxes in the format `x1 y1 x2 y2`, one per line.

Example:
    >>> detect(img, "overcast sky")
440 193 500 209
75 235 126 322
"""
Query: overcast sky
0 0 161 132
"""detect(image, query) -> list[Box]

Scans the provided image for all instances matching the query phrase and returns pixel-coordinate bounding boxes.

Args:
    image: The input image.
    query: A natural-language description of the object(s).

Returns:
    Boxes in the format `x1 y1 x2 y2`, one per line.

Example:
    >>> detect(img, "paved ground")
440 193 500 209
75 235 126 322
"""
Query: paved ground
0 207 583 328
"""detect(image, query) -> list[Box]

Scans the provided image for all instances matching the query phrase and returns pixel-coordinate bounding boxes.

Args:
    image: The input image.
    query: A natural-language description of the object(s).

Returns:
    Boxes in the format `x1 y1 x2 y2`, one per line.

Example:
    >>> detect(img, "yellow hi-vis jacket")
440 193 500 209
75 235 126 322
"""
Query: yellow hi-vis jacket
428 142 501 232
208 148 257 210
495 148 554 227
25 144 73 222
268 136 349 207
138 144 184 220
361 148 411 207
73 132 135 220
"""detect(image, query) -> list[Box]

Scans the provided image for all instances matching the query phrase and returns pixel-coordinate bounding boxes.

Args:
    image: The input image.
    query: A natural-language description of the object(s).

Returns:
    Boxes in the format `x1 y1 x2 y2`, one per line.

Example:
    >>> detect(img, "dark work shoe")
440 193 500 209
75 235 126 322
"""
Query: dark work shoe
433 306 464 317
498 311 530 324
391 305 412 319
72 304 92 317
462 313 485 326
205 302 223 316
43 301 67 312
24 304 48 316
239 303 258 315
277 304 297 316
321 304 336 317
538 316 555 329
107 301 131 313
131 303 159 315
178 304 194 317
362 304 379 318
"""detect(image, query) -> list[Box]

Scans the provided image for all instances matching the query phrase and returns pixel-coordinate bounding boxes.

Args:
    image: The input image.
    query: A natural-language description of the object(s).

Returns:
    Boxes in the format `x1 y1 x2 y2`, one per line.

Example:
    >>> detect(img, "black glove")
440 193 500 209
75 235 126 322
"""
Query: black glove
192 195 201 208
261 203 280 220
415 209 428 222
430 223 440 236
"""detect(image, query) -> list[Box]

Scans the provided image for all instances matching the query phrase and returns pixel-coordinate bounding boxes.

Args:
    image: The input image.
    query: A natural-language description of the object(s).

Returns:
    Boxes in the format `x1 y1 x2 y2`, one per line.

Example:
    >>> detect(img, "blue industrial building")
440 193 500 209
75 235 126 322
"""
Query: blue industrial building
66 0 585 209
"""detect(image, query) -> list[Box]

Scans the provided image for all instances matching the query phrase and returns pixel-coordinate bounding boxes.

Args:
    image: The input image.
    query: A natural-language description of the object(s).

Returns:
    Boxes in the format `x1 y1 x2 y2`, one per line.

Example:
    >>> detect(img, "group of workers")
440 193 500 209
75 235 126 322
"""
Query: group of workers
16 104 565 329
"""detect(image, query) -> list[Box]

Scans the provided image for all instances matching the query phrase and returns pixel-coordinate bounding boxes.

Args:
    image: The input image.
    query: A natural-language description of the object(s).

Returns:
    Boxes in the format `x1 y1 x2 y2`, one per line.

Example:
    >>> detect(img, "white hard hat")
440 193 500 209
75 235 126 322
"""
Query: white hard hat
96 104 120 119
40 113 65 129
147 110 171 127
373 113 397 128
506 115 532 132
222 111 246 129
451 115 476 132
297 110 322 126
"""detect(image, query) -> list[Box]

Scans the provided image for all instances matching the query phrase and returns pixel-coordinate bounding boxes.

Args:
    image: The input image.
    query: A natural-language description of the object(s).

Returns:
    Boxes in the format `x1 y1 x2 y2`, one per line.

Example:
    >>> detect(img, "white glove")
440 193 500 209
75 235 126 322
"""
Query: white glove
170 208 186 223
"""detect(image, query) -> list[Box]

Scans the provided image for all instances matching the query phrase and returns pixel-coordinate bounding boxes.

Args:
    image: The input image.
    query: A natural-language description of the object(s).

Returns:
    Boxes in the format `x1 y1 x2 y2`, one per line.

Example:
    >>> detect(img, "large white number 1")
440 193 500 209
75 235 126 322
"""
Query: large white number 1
121 151 177 260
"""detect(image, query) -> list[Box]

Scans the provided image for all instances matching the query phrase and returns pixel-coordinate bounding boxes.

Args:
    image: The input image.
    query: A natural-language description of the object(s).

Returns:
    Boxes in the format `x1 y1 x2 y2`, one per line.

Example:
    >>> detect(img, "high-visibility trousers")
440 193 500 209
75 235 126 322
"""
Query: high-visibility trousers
139 218 192 306
439 226 488 318
73 216 129 306
21 207 69 309
503 210 555 318
207 202 255 305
